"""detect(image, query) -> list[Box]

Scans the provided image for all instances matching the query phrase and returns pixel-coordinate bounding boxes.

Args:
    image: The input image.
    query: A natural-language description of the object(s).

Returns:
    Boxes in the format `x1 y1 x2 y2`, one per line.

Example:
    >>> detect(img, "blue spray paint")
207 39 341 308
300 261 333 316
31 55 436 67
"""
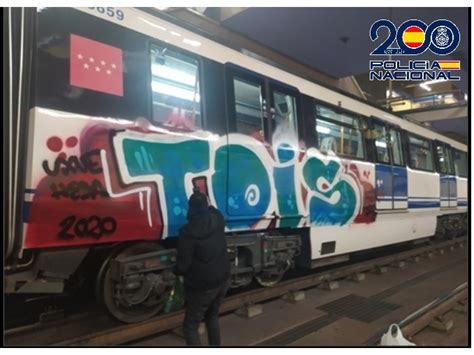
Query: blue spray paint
274 143 300 227
213 144 271 229
303 156 357 226
122 138 209 236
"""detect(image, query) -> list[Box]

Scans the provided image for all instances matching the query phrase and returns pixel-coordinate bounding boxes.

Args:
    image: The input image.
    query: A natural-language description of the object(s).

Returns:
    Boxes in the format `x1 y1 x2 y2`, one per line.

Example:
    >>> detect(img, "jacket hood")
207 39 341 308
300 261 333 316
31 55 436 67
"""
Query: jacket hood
187 191 209 220
185 210 219 239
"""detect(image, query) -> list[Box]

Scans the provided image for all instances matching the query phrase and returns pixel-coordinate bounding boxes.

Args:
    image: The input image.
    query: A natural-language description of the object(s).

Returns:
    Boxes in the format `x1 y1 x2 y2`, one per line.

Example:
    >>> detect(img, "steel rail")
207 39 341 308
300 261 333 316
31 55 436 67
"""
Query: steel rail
364 282 468 345
5 237 465 346
400 283 468 338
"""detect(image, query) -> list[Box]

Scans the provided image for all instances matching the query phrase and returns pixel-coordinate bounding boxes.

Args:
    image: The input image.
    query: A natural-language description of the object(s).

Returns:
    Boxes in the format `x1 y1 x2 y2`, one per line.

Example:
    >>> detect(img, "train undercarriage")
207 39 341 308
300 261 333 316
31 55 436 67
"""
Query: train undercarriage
5 230 302 323
435 213 468 239
4 213 467 323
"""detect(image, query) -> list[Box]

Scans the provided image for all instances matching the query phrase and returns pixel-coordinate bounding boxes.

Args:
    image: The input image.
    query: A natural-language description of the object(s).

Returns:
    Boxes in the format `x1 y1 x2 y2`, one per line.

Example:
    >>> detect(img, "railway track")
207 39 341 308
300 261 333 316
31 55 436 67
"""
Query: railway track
5 237 466 346
365 282 468 345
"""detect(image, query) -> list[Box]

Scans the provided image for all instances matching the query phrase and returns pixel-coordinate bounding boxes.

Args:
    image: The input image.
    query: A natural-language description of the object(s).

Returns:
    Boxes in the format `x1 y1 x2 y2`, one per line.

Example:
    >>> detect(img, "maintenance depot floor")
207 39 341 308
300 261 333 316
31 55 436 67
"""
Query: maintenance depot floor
136 245 468 347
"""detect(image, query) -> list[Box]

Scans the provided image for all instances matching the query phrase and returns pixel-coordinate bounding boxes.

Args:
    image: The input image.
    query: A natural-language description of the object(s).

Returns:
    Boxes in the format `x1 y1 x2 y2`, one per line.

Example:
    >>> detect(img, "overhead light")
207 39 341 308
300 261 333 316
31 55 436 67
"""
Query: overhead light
151 64 196 86
419 78 447 92
151 81 200 102
423 79 447 86
420 83 432 92
155 7 168 11
316 125 331 134
139 17 167 31
183 38 201 47
375 141 387 148
170 31 182 37
465 94 468 101
419 79 447 91
386 89 401 98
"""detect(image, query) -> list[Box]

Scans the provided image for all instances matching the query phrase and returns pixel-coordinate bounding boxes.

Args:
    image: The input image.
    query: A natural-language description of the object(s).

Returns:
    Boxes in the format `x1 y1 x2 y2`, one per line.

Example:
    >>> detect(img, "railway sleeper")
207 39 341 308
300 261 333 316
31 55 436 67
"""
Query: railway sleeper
282 290 306 303
235 303 264 318
428 315 454 333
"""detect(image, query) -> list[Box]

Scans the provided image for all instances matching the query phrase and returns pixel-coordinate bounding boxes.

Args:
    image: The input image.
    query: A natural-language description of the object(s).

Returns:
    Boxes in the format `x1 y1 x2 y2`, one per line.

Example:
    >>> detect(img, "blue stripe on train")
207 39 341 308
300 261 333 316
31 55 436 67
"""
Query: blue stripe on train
22 201 32 223
408 201 440 208
392 166 407 199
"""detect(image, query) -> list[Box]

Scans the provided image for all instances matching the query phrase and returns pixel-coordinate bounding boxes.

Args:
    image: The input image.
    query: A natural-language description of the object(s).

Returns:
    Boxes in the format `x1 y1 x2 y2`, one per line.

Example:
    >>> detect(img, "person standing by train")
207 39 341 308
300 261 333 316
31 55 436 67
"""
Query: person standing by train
173 188 231 346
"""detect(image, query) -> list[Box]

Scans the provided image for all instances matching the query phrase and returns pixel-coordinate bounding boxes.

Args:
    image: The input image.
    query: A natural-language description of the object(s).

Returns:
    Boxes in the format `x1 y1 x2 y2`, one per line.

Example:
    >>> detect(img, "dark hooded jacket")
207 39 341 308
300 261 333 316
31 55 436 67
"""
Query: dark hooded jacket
174 192 230 291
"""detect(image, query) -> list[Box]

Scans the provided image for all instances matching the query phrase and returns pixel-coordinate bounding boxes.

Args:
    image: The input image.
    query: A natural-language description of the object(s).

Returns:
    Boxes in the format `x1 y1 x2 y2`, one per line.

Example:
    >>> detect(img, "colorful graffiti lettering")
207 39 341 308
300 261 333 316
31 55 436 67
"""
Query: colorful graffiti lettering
301 150 359 226
23 112 375 249
117 135 210 236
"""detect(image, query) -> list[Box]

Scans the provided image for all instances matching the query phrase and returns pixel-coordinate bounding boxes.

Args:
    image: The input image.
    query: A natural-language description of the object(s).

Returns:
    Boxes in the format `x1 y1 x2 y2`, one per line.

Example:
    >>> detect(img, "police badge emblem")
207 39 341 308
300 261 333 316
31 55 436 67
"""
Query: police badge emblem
435 27 450 47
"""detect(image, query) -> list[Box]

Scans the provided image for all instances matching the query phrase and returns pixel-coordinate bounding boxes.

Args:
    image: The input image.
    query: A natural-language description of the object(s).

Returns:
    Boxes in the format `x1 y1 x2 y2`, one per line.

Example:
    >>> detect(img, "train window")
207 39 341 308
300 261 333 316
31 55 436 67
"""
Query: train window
373 123 390 163
233 77 264 140
453 149 468 177
316 105 363 128
408 135 434 171
272 90 298 134
389 128 404 166
150 44 201 129
436 145 453 174
315 105 365 159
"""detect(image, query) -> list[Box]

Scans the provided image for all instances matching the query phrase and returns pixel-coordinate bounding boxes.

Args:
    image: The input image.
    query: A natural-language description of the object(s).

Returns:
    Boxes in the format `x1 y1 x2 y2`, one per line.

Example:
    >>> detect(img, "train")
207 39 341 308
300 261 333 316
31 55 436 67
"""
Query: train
5 7 468 323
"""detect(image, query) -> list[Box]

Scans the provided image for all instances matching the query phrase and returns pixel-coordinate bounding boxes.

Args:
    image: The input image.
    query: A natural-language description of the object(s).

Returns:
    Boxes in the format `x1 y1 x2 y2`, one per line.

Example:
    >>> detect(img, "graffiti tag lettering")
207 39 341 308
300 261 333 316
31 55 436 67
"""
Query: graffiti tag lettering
24 114 375 250
117 136 210 236
50 179 109 200
302 149 359 226
58 215 117 240
43 149 102 176
112 131 365 236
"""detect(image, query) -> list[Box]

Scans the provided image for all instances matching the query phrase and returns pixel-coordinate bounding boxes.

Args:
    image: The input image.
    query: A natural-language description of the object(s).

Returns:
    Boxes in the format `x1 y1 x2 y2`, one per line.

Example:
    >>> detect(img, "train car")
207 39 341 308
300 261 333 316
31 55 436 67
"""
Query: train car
5 7 468 323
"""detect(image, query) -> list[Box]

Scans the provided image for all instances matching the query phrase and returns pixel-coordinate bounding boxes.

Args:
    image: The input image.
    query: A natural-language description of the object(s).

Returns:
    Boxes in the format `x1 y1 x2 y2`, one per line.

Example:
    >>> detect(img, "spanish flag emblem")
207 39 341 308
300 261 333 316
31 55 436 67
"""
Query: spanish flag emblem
436 60 461 70
402 26 425 49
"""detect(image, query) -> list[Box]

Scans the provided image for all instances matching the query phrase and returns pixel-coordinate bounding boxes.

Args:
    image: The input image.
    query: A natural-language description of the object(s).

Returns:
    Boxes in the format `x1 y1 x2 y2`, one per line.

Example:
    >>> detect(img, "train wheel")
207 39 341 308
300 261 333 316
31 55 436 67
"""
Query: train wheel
97 243 173 323
255 258 290 287
255 272 285 287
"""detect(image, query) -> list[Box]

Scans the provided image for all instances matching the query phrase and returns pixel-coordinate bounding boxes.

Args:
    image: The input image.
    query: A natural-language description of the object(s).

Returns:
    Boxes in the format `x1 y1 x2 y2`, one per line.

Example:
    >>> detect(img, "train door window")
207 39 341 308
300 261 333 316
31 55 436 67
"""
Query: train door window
453 149 468 177
389 128 404 166
436 144 453 174
271 89 298 134
150 44 201 129
373 123 390 163
315 104 365 159
408 135 434 171
233 77 264 140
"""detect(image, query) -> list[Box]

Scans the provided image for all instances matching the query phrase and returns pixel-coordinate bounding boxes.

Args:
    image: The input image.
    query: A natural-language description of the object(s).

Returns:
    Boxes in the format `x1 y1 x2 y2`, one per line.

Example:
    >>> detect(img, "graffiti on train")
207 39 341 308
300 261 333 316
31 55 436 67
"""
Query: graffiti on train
23 116 375 249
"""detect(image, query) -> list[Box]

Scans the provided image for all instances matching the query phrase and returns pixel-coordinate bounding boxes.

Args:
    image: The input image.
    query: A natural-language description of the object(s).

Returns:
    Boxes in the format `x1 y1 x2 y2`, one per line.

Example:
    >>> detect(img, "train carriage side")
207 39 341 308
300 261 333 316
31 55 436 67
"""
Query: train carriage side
5 7 468 323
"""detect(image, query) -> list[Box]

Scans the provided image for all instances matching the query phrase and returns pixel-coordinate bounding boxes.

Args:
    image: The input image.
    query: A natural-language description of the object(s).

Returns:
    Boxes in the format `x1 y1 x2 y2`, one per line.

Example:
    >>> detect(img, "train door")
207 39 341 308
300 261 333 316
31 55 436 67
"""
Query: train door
268 81 299 137
224 65 271 227
268 81 302 227
452 148 468 208
372 118 407 210
435 141 457 209
224 64 303 227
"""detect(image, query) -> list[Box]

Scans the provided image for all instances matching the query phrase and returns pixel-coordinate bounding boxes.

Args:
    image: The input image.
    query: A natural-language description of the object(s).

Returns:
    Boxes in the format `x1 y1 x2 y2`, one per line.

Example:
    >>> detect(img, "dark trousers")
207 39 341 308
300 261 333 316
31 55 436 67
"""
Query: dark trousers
183 279 230 346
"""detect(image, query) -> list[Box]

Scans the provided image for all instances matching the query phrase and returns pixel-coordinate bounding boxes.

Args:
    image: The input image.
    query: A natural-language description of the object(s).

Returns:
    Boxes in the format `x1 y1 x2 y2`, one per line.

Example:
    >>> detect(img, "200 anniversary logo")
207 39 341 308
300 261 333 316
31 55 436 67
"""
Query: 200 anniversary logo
369 19 461 81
